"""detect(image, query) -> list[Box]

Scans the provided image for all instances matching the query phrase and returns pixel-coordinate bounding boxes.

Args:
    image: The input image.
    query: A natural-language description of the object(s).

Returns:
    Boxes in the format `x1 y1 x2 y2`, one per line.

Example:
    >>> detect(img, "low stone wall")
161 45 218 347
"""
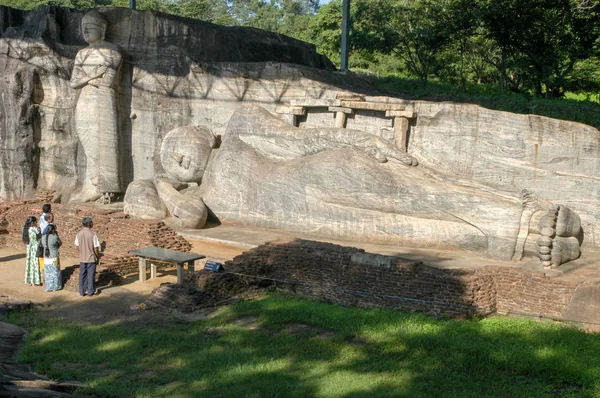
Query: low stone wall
206 238 581 319
0 200 191 290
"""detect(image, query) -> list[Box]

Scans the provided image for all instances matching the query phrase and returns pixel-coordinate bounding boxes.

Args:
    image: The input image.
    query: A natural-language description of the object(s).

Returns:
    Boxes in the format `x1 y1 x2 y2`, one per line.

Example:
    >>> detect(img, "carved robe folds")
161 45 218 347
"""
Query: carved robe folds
71 41 122 194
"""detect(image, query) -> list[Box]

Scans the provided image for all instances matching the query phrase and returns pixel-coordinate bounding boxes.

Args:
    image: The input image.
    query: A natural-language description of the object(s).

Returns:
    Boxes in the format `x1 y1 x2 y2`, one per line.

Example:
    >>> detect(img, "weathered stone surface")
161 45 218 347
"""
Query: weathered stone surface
156 179 207 228
70 10 123 199
199 105 585 265
409 102 600 248
123 179 167 219
160 126 217 183
0 5 341 201
1 5 599 266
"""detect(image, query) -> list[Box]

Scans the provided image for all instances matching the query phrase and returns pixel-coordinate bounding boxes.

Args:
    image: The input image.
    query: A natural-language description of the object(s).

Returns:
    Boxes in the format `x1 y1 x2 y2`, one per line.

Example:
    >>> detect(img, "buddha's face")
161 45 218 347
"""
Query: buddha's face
161 126 217 183
82 23 104 44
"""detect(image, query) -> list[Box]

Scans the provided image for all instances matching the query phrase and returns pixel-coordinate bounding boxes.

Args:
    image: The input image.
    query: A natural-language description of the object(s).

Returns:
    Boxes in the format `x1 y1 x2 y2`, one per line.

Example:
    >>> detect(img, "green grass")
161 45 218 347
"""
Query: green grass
8 293 600 397
370 74 600 130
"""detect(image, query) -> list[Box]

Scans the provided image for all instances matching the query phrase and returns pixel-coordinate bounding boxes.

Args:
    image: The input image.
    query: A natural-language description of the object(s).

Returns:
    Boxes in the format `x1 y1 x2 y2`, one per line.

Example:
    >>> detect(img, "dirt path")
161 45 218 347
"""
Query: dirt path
0 239 248 324
0 239 249 395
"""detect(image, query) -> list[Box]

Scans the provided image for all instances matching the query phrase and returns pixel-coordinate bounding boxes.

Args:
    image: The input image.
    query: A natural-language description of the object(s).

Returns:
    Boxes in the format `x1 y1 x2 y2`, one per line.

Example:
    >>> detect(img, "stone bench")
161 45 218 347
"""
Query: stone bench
129 246 205 284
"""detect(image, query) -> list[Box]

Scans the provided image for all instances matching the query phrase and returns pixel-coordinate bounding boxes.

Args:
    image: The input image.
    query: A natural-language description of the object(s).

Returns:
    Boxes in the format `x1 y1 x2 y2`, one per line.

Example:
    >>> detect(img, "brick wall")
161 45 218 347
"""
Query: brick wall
206 238 580 319
0 200 191 290
491 269 580 318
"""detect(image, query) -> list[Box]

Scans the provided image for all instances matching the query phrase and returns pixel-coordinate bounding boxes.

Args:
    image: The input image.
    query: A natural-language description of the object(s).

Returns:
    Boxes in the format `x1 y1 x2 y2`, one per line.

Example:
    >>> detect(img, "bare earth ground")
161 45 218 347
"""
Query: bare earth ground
2 231 600 395
0 239 249 396
2 225 600 324
0 239 247 324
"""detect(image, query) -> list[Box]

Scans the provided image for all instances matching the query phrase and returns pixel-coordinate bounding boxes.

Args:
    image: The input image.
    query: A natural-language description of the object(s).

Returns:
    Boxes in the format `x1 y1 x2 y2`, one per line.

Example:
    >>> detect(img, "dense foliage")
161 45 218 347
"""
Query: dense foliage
2 0 599 99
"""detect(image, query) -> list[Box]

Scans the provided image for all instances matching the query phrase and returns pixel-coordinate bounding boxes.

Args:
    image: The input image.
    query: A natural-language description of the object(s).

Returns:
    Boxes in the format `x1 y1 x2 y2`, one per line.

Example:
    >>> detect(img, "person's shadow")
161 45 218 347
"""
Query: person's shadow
0 253 26 262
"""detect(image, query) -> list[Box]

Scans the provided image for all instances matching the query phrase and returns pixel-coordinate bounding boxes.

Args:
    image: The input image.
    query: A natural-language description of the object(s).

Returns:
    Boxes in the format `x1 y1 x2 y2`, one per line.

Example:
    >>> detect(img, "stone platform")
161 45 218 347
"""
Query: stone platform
179 222 600 277
178 221 600 328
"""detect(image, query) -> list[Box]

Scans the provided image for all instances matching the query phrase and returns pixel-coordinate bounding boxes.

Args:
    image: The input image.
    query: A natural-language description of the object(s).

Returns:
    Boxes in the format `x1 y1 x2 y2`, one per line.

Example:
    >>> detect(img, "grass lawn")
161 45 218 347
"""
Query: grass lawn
8 293 600 397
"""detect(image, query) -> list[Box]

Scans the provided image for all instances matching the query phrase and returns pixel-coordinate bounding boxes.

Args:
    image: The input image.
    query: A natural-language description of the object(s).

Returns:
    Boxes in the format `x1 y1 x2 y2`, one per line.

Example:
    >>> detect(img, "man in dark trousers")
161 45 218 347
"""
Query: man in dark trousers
74 216 101 297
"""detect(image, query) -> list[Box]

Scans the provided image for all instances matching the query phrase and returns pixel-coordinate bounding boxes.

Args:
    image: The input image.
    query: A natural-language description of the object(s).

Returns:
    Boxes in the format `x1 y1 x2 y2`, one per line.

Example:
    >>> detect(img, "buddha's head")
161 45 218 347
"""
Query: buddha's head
160 126 218 183
81 10 107 44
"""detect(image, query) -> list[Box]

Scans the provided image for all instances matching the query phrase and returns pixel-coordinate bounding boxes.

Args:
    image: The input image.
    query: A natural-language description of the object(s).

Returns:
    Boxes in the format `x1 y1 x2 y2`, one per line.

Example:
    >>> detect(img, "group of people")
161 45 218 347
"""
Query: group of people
22 204 101 297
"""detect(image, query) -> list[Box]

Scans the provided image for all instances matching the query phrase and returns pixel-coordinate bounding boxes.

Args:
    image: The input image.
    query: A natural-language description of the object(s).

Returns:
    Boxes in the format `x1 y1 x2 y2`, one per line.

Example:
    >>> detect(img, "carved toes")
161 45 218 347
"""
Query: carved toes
555 205 582 237
537 204 582 268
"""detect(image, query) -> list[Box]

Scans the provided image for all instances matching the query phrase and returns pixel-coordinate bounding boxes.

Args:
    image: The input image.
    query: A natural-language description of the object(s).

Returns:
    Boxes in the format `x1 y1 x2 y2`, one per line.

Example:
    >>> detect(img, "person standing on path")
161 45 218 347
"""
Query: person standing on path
74 217 100 297
22 216 42 286
39 204 52 235
38 208 54 285
42 223 63 292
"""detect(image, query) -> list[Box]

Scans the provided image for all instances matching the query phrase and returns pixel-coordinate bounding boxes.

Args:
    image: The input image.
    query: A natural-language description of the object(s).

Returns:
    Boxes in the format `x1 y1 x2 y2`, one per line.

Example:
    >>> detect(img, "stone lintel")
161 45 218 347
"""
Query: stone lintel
328 106 354 114
364 96 408 104
386 110 416 118
289 99 342 107
275 106 306 115
335 92 366 101
340 101 406 111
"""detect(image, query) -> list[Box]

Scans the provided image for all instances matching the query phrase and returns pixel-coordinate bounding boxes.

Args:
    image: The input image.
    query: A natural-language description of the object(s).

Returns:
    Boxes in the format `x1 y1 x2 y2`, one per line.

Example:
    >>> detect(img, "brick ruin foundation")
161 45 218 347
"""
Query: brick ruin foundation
190 238 581 319
0 199 191 291
1 199 583 320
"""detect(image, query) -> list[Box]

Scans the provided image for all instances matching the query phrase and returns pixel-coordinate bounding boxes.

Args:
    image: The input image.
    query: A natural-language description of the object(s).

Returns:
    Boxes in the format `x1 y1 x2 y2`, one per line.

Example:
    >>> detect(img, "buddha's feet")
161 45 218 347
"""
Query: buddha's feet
537 204 582 268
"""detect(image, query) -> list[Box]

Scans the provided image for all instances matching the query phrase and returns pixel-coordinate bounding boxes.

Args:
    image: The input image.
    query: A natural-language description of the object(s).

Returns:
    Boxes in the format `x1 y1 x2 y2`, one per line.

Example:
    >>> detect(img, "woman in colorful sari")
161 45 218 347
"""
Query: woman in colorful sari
22 216 42 286
42 223 63 292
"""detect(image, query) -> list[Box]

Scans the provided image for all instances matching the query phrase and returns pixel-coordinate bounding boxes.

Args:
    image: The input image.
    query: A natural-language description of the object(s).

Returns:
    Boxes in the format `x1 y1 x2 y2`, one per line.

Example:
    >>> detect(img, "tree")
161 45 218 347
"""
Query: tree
475 0 600 97
178 0 234 25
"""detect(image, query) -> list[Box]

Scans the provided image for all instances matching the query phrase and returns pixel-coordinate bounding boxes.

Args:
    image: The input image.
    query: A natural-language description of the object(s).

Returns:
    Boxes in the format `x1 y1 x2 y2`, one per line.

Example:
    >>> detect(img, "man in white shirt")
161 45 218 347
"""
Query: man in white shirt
74 216 101 297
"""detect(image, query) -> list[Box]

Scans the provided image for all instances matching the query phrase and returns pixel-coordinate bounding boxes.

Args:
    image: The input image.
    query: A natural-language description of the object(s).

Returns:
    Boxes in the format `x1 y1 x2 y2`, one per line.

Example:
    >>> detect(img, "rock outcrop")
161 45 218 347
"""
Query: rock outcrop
0 5 339 202
1 6 599 263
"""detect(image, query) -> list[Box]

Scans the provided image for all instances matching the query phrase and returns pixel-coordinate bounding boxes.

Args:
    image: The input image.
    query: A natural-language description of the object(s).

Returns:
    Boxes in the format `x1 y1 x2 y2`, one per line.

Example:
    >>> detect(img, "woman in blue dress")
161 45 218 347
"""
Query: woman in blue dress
22 217 42 286
42 223 63 292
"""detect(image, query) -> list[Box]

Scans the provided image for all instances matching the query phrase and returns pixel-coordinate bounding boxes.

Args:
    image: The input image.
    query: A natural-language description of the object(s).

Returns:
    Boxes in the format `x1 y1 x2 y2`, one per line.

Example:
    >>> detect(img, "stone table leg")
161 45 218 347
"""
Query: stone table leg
177 263 184 285
139 257 147 282
150 261 157 279
188 260 195 273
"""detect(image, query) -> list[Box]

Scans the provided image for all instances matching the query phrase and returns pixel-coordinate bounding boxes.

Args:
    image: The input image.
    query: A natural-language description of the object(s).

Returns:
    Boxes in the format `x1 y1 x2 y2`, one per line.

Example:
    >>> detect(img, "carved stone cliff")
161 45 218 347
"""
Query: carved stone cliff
1 6 599 260
0 5 341 201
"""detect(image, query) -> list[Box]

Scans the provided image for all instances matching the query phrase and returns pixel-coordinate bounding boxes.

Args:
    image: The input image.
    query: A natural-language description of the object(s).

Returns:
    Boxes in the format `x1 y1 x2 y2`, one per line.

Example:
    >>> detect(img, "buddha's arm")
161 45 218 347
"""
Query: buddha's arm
235 107 417 166
70 62 107 89
99 49 122 88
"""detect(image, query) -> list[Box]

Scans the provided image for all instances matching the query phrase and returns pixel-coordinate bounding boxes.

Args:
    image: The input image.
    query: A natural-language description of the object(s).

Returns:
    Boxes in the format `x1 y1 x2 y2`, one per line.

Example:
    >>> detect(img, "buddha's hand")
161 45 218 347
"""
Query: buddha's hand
364 137 418 166
91 64 108 78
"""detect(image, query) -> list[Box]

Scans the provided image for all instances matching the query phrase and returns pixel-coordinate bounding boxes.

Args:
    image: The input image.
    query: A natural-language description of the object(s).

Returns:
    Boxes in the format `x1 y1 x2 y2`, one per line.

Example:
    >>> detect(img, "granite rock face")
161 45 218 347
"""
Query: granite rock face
160 126 217 183
0 5 338 202
122 179 167 219
198 105 585 265
1 6 599 264
409 102 599 249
